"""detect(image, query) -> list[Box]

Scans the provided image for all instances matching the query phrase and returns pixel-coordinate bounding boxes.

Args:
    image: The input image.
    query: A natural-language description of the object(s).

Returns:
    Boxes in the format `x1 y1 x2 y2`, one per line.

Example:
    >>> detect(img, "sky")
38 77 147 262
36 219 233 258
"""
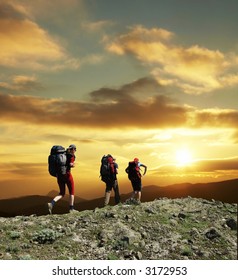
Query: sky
1 0 238 200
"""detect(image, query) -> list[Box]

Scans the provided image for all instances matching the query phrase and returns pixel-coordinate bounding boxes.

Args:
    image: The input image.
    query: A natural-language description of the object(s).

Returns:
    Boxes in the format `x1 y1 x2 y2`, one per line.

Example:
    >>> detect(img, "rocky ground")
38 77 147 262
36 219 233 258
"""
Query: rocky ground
0 197 237 260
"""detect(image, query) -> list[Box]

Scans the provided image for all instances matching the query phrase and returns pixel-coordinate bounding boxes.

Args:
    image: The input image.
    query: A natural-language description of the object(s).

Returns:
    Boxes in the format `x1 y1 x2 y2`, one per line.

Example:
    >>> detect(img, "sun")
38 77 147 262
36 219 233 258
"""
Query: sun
175 148 193 167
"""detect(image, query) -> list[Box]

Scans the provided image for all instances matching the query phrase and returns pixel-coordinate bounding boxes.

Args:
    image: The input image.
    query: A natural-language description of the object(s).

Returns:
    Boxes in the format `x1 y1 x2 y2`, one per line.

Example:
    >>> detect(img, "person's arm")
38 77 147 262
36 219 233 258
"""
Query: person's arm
114 162 118 174
140 163 147 175
70 155 75 167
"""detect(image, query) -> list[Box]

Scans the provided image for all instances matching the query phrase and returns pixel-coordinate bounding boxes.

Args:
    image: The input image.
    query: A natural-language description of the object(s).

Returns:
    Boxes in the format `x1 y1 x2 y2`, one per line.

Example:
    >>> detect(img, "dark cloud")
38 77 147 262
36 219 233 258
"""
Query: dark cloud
90 77 162 102
0 77 188 128
1 77 238 129
192 110 238 128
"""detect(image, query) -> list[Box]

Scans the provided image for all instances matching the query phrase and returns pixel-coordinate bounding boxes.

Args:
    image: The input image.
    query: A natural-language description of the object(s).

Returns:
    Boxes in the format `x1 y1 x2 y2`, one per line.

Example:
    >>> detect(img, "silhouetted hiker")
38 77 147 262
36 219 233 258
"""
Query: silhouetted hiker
48 144 77 214
100 154 120 206
125 157 147 204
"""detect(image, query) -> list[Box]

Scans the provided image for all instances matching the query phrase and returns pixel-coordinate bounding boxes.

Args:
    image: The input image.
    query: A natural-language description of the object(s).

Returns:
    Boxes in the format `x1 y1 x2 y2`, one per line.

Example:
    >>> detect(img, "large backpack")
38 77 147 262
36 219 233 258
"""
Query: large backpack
100 154 115 183
48 145 67 177
126 161 141 181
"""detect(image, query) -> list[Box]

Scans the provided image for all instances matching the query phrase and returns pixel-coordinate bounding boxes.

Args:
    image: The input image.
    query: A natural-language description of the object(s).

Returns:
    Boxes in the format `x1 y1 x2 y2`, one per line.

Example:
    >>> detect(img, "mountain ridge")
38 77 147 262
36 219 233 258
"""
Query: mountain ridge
0 178 237 217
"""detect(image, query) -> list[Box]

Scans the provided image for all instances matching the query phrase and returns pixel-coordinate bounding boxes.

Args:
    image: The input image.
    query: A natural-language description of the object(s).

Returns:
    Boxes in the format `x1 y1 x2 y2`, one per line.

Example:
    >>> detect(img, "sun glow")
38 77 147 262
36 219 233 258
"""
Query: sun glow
176 148 193 167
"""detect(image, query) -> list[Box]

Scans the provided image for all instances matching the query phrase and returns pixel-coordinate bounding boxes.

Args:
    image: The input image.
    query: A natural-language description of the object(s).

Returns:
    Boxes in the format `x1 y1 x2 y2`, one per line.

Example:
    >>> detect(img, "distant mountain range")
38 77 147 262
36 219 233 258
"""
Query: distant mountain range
141 179 238 203
0 179 237 217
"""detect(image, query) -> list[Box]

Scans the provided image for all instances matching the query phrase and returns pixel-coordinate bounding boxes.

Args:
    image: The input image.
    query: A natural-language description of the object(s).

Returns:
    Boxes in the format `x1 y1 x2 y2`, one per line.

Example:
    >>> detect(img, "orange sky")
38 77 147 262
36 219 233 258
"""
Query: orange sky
1 0 238 200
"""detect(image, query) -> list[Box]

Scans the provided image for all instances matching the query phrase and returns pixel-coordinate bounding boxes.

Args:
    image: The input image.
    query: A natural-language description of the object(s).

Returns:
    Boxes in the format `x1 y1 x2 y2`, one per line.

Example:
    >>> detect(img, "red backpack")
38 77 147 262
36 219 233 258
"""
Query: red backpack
125 161 141 181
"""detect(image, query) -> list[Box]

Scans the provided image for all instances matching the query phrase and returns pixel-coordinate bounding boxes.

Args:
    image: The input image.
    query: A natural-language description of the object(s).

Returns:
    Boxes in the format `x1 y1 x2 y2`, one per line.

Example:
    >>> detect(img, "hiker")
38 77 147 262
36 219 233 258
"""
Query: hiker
125 157 147 203
48 144 77 214
100 154 121 206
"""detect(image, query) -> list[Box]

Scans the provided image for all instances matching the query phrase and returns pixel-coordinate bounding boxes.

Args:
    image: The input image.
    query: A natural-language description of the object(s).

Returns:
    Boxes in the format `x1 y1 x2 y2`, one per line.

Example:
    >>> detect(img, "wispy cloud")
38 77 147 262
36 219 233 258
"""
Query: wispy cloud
0 162 45 177
193 157 238 172
0 75 43 92
81 20 115 32
151 157 238 182
105 25 238 94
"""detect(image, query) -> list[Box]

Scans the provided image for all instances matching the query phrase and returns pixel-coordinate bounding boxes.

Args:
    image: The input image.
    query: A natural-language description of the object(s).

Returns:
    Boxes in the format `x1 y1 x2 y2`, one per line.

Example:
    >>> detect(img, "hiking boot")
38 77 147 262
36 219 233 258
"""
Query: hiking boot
47 203 53 215
69 209 78 213
135 200 141 205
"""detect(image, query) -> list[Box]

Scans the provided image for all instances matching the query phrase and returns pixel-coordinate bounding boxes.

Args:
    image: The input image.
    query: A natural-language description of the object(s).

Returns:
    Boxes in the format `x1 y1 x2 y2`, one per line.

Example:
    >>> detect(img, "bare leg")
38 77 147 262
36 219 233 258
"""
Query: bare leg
70 195 74 207
104 191 111 206
53 195 63 203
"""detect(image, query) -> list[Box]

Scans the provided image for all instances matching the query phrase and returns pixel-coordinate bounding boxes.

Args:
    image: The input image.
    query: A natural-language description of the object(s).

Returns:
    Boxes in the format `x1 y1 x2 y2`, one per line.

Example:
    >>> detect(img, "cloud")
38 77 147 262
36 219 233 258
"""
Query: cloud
0 162 45 177
105 25 238 94
1 76 238 129
193 157 238 172
0 75 43 92
191 108 238 128
152 157 238 180
0 1 80 70
82 20 115 32
0 77 187 128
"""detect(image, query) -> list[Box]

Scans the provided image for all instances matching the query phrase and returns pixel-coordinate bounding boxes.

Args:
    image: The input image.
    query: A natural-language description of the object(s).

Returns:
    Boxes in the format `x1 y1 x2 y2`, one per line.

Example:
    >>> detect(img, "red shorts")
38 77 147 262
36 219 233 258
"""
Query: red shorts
57 172 74 196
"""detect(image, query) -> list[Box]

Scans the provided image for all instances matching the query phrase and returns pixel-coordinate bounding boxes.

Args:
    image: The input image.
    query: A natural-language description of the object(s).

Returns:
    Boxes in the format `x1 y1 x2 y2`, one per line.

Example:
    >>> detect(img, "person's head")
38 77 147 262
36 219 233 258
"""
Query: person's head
134 157 139 164
68 144 77 154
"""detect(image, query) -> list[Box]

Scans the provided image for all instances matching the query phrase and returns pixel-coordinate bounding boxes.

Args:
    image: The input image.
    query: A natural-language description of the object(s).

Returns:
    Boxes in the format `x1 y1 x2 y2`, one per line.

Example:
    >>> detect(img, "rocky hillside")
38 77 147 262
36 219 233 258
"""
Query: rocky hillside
0 197 237 260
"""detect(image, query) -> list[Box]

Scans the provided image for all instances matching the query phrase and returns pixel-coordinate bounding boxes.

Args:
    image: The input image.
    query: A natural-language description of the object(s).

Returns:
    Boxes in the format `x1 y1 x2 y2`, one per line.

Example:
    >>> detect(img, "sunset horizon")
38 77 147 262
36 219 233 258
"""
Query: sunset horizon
1 0 238 201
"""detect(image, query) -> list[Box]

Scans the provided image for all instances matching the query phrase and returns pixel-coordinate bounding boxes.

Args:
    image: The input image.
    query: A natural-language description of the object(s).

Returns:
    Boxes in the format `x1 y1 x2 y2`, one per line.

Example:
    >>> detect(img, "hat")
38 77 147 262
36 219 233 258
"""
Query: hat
69 144 76 150
134 157 139 162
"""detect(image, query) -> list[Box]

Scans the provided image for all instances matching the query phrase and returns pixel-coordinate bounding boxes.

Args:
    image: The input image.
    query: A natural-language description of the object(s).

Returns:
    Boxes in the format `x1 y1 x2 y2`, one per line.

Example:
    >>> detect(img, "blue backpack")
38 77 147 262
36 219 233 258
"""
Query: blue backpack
48 145 67 177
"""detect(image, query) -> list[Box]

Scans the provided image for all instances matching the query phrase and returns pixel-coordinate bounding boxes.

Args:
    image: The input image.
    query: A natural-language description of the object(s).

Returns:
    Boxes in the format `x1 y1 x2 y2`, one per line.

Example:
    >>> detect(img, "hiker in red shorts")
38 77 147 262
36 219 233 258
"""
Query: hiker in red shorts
48 144 77 214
